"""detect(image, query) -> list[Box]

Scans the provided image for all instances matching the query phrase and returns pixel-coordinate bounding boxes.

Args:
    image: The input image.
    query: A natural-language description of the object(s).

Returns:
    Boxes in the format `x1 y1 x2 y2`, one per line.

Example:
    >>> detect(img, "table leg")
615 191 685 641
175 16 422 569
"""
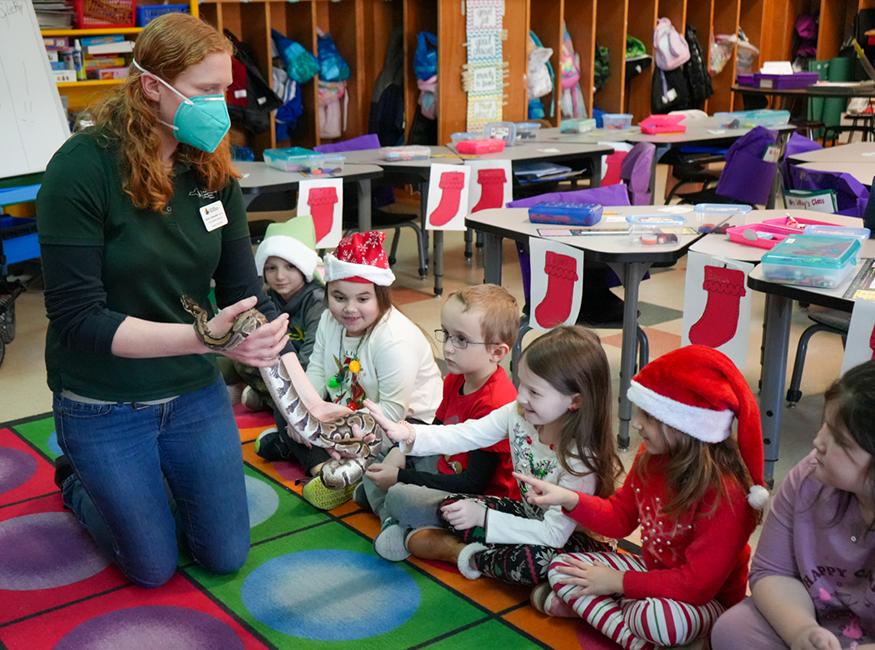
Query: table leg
759 292 793 487
357 179 372 232
465 228 474 259
610 261 650 451
433 230 444 296
590 156 602 188
420 181 430 261
482 232 503 285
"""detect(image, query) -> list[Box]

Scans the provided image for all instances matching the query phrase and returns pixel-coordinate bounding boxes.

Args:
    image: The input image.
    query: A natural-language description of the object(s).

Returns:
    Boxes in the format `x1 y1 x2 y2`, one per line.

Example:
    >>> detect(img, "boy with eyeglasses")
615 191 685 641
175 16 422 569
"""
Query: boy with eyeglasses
367 284 521 561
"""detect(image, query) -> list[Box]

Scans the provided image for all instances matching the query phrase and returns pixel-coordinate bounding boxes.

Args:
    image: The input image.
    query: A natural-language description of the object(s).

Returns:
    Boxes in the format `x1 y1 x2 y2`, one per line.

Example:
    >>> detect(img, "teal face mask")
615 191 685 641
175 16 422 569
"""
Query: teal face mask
133 60 231 153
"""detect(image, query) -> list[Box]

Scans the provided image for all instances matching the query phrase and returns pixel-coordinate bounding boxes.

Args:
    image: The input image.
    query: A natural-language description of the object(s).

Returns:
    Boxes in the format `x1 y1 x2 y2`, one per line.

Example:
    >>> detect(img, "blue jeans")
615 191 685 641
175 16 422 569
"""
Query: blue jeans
54 377 250 588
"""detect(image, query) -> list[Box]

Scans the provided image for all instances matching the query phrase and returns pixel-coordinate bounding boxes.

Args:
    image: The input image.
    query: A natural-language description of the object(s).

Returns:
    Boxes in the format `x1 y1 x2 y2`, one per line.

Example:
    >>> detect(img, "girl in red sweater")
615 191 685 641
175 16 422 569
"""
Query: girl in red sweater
516 345 768 650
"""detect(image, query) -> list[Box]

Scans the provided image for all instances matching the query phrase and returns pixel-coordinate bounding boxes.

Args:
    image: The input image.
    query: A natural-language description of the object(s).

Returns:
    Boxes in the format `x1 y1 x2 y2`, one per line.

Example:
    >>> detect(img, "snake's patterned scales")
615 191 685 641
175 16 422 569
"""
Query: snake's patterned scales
181 296 383 489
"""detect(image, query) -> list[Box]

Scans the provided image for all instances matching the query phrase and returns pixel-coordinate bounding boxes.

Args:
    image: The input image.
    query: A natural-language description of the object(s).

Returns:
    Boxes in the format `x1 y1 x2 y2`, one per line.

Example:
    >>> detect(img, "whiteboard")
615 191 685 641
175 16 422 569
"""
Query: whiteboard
0 0 70 179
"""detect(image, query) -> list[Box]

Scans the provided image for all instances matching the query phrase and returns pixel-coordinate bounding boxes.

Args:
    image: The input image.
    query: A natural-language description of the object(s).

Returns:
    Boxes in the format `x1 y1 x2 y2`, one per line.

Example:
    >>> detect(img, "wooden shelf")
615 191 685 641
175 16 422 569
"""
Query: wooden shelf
42 27 142 36
56 80 124 88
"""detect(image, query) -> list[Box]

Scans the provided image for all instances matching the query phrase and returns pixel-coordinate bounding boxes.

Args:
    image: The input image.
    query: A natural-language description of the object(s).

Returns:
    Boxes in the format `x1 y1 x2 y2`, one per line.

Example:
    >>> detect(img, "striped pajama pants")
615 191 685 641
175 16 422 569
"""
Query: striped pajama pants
547 552 725 650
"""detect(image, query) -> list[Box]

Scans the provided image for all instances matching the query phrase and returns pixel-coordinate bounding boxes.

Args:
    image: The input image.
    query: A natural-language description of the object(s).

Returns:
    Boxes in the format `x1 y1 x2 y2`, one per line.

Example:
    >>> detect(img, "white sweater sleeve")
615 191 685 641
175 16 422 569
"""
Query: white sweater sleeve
403 402 513 456
305 311 333 400
484 466 596 547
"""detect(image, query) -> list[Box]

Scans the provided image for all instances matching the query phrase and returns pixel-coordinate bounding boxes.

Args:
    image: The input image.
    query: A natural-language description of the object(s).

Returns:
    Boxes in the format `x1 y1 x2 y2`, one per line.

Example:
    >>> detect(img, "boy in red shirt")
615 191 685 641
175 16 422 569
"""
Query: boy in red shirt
365 284 520 561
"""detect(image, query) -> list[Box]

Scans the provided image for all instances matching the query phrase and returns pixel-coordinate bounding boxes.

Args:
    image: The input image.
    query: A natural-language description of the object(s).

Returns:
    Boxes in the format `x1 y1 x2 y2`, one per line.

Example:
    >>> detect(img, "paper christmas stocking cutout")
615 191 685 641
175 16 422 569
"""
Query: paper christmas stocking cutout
689 265 746 348
472 167 507 212
870 322 875 360
535 251 579 328
307 187 339 241
429 171 467 227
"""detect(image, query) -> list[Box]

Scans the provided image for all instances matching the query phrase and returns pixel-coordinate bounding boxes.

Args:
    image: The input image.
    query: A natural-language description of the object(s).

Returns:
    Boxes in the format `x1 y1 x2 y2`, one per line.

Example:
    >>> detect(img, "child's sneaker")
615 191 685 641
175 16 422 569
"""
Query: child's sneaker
254 428 292 462
241 386 266 411
301 477 357 510
373 518 410 561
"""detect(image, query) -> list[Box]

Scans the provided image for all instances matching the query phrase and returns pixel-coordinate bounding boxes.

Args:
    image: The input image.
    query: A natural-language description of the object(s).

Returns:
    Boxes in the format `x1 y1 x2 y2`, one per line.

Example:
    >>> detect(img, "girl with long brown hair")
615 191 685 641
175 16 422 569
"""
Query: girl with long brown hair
516 345 768 650
363 325 622 593
36 13 289 588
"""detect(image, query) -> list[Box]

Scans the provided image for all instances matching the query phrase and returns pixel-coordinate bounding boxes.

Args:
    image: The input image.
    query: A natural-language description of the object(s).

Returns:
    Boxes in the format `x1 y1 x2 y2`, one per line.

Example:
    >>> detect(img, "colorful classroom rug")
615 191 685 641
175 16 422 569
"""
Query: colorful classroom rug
0 406 634 650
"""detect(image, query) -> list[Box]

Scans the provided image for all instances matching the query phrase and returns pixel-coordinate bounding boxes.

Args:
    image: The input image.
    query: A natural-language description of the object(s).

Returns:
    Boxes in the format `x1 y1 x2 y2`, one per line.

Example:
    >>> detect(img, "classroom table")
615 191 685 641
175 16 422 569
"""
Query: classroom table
465 204 726 449
731 83 875 109
796 162 875 186
234 161 384 232
786 140 875 163
343 143 614 295
536 121 795 209
691 211 870 485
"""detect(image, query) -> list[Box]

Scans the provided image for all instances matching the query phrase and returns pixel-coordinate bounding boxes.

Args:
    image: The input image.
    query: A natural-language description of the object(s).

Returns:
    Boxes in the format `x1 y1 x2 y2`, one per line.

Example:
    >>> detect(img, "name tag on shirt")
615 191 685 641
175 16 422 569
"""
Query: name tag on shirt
200 200 228 232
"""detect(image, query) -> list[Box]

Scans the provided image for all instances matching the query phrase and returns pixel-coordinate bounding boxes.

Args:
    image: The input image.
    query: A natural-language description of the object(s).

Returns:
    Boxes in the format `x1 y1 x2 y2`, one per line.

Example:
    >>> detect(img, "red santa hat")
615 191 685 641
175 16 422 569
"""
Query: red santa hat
627 345 769 510
323 231 395 286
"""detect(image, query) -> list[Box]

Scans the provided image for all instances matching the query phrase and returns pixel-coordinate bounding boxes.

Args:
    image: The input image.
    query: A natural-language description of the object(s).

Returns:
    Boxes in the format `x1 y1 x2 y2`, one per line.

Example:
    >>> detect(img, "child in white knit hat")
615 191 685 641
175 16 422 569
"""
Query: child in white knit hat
222 216 325 411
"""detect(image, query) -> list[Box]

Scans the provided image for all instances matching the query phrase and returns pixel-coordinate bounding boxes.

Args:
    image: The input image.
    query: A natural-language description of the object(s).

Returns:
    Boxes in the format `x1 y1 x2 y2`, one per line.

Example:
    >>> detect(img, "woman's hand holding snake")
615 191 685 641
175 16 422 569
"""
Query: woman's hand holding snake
207 297 288 366
362 399 415 445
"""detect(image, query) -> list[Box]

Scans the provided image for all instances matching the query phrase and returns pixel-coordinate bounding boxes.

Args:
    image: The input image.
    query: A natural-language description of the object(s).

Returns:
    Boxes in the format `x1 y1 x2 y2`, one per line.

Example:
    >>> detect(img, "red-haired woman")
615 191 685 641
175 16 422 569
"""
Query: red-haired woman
36 13 288 588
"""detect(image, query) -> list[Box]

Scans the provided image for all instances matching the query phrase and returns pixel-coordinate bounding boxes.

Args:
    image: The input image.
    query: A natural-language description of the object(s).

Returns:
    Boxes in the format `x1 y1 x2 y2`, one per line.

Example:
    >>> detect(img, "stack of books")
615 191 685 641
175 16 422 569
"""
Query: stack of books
34 0 74 28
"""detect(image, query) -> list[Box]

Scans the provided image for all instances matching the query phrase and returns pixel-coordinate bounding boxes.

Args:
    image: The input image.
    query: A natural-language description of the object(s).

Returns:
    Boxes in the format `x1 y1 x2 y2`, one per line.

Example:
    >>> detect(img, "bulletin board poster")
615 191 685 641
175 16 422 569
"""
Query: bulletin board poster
425 164 471 231
0 0 71 179
465 0 505 133
296 179 343 249
528 236 584 332
681 251 754 369
840 299 875 376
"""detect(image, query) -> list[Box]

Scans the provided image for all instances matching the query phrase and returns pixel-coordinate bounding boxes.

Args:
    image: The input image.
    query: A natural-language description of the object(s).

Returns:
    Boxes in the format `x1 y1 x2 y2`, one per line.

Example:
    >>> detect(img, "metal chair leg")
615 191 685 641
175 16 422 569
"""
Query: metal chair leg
636 326 649 371
786 323 840 407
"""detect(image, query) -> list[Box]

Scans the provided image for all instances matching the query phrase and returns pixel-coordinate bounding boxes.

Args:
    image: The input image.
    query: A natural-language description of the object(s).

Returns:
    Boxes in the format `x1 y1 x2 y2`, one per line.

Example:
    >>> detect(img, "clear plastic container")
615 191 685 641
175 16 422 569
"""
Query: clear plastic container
803 224 871 240
528 202 603 226
602 113 634 130
761 235 861 288
307 153 345 175
515 122 541 141
560 118 596 134
738 109 791 128
483 121 517 145
694 203 753 225
627 214 687 244
450 132 480 145
713 112 745 129
379 145 431 162
264 147 316 172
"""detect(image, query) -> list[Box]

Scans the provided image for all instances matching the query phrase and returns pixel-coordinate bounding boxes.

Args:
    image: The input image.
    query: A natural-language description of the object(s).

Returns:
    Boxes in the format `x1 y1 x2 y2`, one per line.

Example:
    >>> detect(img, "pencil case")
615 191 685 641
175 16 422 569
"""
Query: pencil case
456 139 506 155
528 202 603 226
379 146 431 161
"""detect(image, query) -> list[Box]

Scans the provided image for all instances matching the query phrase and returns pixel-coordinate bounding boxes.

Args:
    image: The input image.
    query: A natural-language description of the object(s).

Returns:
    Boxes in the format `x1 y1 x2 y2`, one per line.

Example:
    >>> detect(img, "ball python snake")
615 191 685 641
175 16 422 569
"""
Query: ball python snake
181 296 383 489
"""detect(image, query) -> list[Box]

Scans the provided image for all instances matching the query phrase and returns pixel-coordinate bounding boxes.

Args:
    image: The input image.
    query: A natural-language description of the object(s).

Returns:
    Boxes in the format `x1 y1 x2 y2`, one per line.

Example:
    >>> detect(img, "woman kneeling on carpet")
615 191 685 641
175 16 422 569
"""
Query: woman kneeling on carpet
36 14 290 588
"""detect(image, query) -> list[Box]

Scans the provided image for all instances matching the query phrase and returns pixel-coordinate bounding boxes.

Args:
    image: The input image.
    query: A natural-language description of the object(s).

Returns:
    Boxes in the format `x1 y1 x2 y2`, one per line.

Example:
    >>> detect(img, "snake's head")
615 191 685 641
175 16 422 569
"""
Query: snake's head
180 295 203 318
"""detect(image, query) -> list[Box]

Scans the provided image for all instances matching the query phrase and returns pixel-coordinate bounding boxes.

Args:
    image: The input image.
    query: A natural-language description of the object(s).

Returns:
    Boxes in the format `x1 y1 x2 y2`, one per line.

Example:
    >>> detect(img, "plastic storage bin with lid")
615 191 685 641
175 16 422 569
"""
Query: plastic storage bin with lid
264 147 317 172
602 113 633 130
694 203 752 225
379 145 431 162
560 118 596 134
483 121 517 145
450 132 480 146
515 122 541 141
739 109 791 128
627 214 687 245
761 235 861 288
308 153 345 175
528 202 603 226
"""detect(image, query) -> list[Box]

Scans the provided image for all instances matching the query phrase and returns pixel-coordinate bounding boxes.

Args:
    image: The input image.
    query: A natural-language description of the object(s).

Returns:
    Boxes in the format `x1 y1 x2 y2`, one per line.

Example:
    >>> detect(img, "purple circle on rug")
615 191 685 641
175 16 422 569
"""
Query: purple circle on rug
53 605 245 650
0 446 38 494
0 512 110 590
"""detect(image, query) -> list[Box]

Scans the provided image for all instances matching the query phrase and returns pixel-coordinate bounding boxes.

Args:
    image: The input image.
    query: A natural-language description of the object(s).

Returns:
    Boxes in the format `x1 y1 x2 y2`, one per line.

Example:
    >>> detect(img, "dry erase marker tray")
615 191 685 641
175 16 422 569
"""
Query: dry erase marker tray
761 235 861 288
528 202 603 226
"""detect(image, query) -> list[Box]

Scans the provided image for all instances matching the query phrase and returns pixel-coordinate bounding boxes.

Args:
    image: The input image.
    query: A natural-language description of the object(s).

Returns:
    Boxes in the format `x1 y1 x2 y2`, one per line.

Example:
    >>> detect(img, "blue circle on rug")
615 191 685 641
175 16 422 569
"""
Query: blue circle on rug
0 512 110 590
47 431 63 456
241 549 420 640
53 605 244 650
245 475 279 527
0 446 37 494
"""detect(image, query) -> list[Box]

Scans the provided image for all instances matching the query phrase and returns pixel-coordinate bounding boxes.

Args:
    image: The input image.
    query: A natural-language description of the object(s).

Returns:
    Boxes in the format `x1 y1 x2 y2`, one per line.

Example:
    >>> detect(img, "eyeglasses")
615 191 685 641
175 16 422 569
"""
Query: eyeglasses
434 329 493 350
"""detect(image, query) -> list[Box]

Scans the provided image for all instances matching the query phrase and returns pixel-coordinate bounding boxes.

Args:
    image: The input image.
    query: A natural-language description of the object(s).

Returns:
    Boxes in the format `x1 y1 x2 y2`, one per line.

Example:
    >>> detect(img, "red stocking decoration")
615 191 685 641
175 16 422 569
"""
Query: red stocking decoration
689 265 746 348
870 323 875 360
472 168 507 212
307 187 339 241
429 172 466 227
535 251 579 328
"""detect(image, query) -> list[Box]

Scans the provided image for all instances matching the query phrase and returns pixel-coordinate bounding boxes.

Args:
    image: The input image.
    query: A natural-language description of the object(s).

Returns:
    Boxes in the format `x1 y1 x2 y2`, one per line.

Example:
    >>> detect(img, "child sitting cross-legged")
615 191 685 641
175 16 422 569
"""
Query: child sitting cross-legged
516 345 768 650
220 216 325 410
362 326 622 591
365 284 521 561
